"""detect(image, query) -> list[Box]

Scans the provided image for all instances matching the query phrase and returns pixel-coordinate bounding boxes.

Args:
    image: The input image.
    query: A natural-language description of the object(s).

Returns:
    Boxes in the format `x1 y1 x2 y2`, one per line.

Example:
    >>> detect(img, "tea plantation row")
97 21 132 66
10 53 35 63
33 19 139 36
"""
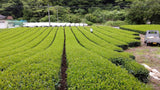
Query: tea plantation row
0 26 151 89
120 25 160 34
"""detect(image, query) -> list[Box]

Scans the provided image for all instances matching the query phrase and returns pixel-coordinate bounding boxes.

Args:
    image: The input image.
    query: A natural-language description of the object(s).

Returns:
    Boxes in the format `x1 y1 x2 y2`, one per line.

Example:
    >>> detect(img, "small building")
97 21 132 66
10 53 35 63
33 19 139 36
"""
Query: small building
0 14 23 29
7 16 13 20
0 14 8 29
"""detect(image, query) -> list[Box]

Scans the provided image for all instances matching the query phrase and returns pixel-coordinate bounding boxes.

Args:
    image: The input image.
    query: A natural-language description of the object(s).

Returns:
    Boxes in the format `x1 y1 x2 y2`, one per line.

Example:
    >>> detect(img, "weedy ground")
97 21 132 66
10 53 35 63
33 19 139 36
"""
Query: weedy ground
125 34 160 90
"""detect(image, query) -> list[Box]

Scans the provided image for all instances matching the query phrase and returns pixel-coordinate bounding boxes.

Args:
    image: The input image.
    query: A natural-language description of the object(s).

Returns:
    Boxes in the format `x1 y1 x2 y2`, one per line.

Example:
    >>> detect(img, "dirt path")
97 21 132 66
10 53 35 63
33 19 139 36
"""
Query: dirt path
59 27 67 90
125 34 160 90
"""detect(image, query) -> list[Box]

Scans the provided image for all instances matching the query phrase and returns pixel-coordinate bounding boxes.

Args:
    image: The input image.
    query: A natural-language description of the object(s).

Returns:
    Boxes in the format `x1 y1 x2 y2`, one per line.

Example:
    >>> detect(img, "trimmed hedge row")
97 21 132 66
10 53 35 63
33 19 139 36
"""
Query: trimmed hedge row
120 27 145 34
120 25 160 34
109 57 149 83
71 26 148 83
78 27 123 52
93 26 141 47
84 27 129 50
98 26 140 39
65 27 150 89
0 27 64 89
0 26 151 89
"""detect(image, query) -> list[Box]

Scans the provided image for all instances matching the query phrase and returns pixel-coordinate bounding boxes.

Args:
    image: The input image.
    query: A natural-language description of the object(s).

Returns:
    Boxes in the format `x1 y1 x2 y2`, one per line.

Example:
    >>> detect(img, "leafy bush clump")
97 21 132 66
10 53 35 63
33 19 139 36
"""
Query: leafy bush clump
64 14 82 23
109 57 149 83
128 41 141 47
124 60 149 83
40 15 57 22
85 14 99 23
105 20 128 26
85 20 93 26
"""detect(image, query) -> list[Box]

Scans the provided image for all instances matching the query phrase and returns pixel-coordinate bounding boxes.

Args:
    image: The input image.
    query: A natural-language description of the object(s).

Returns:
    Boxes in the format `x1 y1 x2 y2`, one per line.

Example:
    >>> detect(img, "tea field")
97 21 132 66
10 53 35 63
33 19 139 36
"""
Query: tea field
0 26 151 89
120 25 160 34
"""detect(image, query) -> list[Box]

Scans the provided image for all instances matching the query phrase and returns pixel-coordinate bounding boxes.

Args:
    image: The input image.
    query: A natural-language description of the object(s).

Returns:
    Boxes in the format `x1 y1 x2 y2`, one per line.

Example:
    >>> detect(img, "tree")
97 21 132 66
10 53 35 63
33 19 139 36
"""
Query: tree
0 0 132 22
49 6 71 22
0 0 23 18
126 0 160 24
63 14 81 23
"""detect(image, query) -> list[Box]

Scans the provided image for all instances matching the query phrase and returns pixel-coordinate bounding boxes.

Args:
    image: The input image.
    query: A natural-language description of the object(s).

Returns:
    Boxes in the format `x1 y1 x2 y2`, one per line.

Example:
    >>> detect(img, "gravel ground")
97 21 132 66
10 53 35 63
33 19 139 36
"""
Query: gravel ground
125 34 160 90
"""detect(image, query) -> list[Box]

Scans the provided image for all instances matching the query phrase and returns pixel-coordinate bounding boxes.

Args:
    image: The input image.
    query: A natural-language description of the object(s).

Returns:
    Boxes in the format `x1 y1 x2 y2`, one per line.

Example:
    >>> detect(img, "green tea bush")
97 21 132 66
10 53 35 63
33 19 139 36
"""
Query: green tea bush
78 27 123 52
72 27 149 83
0 26 151 89
120 25 160 34
84 27 129 50
89 26 140 48
65 27 150 89
110 57 149 83
0 27 64 89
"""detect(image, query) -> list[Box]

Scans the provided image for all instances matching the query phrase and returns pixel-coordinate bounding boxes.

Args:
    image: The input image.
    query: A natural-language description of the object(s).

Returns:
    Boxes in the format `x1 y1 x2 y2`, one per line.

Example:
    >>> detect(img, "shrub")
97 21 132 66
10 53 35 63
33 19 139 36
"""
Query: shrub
40 15 57 22
126 0 160 24
85 14 97 23
64 14 81 23
85 20 93 26
110 57 149 83
29 17 38 22
105 20 128 26
104 10 126 21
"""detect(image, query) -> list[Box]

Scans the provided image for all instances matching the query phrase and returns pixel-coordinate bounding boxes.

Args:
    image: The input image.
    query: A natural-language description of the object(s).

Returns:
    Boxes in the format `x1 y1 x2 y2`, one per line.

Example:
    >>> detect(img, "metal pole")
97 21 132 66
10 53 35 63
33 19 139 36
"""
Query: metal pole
48 4 51 26
57 8 59 22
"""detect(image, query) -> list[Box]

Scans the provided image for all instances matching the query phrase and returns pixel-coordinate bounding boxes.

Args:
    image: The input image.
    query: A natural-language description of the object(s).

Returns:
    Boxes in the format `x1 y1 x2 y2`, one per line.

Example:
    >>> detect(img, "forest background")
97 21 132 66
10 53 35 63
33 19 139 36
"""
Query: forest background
1 0 160 26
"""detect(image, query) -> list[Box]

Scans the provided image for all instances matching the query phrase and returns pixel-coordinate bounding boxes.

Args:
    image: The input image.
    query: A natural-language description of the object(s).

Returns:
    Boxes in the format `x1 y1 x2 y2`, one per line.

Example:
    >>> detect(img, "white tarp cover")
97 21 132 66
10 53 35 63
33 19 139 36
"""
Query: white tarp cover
0 20 8 29
23 22 88 27
141 63 160 81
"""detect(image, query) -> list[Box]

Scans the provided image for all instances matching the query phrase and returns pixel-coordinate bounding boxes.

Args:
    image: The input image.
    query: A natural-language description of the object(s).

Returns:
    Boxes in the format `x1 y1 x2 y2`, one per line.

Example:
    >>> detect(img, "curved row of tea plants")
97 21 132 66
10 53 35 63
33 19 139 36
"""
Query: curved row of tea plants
72 26 148 82
65 27 150 89
85 27 129 50
0 27 59 70
0 28 10 33
120 25 160 34
89 26 140 48
0 27 64 89
77 26 123 52
0 27 51 57
0 27 30 43
0 26 150 89
98 26 140 40
0 27 40 49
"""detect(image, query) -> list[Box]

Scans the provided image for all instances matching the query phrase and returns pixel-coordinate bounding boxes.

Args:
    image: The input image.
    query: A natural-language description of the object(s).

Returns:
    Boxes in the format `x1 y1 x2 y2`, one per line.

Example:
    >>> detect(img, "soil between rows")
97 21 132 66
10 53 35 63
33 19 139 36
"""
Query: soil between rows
125 34 160 90
59 28 67 90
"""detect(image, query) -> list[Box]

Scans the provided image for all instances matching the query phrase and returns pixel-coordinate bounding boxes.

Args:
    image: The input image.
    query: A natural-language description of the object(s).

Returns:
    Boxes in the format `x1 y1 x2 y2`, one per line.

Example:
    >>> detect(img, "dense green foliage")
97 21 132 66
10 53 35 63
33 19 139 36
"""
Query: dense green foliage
120 25 160 34
0 26 150 89
0 0 160 25
126 0 160 24
0 0 132 23
105 20 128 26
1 0 160 24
